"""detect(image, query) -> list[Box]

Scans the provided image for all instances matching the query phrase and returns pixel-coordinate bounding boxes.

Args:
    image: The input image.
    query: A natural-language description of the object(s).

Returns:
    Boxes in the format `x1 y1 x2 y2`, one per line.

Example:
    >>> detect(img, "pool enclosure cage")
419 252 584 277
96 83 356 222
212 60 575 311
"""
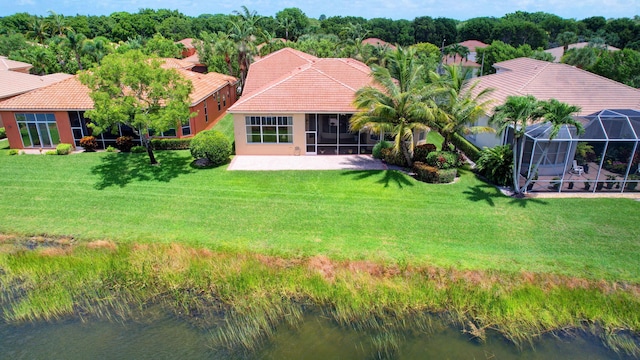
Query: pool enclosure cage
506 109 640 193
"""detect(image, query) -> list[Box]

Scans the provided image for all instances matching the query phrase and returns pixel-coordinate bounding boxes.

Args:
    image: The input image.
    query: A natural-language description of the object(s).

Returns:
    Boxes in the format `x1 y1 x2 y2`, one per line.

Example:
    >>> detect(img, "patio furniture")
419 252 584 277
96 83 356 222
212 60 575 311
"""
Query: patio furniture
570 160 584 175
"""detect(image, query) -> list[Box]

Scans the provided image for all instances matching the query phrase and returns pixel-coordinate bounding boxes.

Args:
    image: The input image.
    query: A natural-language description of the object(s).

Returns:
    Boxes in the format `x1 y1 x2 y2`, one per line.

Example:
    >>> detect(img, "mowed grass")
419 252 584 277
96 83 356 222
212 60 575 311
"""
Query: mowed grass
0 150 639 282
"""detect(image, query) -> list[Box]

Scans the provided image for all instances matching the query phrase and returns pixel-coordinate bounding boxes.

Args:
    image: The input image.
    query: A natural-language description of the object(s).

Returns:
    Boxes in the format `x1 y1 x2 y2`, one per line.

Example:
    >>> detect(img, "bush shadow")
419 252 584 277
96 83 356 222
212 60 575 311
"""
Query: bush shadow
92 151 195 189
341 169 414 189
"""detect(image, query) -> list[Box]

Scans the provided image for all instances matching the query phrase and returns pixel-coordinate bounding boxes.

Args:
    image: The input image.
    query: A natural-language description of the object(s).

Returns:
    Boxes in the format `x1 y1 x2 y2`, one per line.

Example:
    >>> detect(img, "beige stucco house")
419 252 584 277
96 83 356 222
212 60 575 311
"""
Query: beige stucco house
228 48 384 156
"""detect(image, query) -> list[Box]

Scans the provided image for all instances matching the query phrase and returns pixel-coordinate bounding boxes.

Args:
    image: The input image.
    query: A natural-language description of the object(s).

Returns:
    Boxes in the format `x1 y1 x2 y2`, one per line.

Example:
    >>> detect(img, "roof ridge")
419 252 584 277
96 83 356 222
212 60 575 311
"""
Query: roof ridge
231 63 314 108
252 47 316 67
311 66 358 92
518 60 551 92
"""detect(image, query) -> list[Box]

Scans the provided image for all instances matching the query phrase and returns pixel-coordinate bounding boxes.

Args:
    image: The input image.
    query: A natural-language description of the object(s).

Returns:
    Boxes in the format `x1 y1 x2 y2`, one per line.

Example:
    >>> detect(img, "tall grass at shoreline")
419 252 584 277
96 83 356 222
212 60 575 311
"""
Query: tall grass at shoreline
1 235 639 357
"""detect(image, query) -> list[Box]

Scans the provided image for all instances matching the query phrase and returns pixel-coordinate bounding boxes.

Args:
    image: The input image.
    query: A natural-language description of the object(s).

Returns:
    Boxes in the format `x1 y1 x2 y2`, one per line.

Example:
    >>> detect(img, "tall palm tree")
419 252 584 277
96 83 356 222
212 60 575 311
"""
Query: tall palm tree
350 47 441 166
430 64 495 150
64 30 86 70
444 44 469 62
490 95 545 196
47 11 70 37
26 17 49 44
230 6 262 88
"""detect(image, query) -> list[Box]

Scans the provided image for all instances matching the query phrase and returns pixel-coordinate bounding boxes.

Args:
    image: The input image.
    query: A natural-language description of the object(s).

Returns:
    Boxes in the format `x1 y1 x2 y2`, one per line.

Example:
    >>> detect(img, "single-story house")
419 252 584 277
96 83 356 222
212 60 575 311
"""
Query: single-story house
228 47 388 156
466 57 640 150
0 59 239 149
457 40 488 63
361 38 397 51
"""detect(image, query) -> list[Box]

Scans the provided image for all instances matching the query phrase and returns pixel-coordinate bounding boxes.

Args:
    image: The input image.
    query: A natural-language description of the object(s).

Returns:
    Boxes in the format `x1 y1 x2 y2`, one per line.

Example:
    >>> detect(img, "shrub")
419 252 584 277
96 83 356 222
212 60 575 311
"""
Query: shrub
115 136 134 152
475 145 513 186
45 150 57 155
380 147 408 167
131 146 146 153
56 143 73 155
0 127 5 139
8 149 19 155
190 130 231 166
372 141 392 159
413 143 437 163
425 151 460 169
105 145 117 152
452 133 481 162
413 162 457 183
151 138 191 150
79 136 98 152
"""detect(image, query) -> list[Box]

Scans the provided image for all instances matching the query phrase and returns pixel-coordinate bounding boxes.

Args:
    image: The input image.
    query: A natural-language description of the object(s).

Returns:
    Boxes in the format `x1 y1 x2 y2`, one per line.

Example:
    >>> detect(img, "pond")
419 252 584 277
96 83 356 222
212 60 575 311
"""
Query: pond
0 310 630 359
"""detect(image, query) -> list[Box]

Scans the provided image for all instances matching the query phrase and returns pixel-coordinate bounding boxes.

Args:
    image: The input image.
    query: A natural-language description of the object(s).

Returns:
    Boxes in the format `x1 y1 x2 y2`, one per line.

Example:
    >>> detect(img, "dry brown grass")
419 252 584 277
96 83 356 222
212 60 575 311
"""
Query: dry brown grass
85 240 117 251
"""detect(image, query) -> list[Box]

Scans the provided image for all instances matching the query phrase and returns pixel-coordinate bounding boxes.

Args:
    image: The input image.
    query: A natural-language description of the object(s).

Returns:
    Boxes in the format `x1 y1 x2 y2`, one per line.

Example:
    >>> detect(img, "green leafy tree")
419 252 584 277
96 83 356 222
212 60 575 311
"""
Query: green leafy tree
458 17 498 43
275 8 309 41
589 48 640 88
63 30 87 71
556 31 578 54
350 47 441 166
476 40 535 75
144 33 182 58
79 51 194 165
155 16 194 41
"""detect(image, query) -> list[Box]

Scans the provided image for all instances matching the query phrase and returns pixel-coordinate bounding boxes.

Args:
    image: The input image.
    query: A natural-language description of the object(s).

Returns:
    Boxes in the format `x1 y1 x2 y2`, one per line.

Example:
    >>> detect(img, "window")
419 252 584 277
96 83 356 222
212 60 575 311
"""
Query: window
15 113 60 147
222 94 226 107
245 116 293 143
182 121 191 136
217 93 221 111
204 101 208 123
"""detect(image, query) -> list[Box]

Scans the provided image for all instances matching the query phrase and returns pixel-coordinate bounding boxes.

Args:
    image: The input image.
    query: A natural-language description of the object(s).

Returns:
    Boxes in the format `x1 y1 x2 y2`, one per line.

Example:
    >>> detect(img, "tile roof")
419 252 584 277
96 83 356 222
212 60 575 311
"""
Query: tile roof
0 69 238 111
458 40 489 52
362 38 397 50
544 42 621 62
183 53 201 64
0 56 32 72
175 38 195 49
467 57 640 116
160 58 195 70
0 71 73 100
229 48 374 113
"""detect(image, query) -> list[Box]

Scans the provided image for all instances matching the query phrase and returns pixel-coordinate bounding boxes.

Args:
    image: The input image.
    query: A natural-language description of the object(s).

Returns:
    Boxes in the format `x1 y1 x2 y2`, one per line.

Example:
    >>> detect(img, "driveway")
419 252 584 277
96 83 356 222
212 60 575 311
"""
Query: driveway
227 155 388 171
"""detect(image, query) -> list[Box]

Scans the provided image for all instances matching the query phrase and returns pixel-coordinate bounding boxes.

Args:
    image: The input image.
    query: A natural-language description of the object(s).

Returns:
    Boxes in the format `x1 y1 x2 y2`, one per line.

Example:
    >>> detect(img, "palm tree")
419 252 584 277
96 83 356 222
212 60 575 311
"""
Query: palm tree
26 17 49 44
64 30 86 70
490 95 545 196
47 11 70 37
214 32 238 76
350 47 441 166
430 64 495 150
444 44 470 62
519 99 584 191
230 6 262 88
556 31 578 55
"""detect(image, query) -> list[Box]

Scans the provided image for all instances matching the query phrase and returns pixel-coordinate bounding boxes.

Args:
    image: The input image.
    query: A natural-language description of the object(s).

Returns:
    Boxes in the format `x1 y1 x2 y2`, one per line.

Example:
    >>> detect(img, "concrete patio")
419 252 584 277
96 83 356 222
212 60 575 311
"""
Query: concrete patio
227 155 388 171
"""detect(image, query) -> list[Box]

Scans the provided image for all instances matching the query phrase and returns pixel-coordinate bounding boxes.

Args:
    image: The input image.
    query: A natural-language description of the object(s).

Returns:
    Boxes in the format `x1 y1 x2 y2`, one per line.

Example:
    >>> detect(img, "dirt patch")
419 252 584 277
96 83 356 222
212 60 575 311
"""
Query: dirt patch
86 240 117 251
308 255 336 281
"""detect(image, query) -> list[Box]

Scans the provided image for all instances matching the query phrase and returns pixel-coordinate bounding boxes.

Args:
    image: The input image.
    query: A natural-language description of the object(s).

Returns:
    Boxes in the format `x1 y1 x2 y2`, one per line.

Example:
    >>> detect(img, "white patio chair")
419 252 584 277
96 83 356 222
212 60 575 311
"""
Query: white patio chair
571 160 584 175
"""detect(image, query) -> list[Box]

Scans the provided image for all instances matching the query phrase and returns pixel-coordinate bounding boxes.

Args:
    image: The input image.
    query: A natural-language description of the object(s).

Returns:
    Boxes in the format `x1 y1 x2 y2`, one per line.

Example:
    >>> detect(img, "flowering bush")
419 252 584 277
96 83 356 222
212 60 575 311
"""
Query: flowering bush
79 136 98 152
425 151 459 169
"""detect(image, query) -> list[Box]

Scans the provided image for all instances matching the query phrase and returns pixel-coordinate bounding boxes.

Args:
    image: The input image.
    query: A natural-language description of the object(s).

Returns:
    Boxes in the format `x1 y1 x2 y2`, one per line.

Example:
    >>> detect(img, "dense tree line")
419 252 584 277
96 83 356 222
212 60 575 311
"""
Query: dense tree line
0 8 638 86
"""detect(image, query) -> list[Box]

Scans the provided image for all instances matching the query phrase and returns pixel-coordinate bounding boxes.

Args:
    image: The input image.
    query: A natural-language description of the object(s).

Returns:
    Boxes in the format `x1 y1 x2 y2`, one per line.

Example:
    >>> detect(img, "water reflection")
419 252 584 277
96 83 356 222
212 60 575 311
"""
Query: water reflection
0 311 631 359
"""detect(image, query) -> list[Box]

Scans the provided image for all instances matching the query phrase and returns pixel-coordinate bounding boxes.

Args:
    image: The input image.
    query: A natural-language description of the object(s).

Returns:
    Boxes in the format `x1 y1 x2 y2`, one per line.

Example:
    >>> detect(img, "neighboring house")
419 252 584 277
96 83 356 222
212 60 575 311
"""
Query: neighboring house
0 56 73 127
465 57 640 150
0 56 32 73
175 38 196 58
544 42 620 62
228 47 383 156
457 40 488 63
0 60 239 149
361 38 397 50
175 38 207 73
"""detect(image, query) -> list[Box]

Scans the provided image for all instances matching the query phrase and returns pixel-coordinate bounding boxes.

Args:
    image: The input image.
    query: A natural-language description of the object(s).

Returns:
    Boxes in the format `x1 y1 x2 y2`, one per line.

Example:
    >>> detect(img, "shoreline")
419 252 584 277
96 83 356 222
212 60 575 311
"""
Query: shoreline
1 234 639 357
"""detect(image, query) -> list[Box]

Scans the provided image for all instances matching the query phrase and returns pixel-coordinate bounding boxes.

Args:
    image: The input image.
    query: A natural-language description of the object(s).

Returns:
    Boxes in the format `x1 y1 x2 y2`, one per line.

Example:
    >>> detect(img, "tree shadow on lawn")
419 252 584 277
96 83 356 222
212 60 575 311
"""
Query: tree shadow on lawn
463 184 504 207
92 151 195 189
341 170 414 189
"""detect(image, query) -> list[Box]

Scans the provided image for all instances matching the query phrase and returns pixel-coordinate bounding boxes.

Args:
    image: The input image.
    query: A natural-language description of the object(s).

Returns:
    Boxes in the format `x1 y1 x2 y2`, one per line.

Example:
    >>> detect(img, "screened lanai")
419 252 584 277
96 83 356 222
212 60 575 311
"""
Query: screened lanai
516 109 640 193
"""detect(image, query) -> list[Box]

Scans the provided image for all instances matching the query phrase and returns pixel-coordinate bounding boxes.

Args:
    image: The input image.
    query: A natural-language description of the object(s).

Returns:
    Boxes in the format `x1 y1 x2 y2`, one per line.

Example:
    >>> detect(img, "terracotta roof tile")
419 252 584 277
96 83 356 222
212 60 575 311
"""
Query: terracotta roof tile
467 57 640 116
160 58 195 70
175 38 195 49
0 71 72 100
229 49 374 113
458 40 489 52
362 38 397 50
0 69 238 110
0 56 32 72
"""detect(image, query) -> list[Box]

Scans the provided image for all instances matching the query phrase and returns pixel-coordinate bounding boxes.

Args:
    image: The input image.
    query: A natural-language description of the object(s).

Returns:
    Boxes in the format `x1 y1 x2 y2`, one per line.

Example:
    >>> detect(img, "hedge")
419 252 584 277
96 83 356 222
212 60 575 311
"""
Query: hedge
413 162 457 184
151 138 192 150
452 133 481 162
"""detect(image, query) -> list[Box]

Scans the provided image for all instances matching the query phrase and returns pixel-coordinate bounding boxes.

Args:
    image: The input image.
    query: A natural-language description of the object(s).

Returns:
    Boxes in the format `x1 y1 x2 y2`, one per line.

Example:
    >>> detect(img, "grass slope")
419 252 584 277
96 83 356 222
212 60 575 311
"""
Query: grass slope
0 150 638 282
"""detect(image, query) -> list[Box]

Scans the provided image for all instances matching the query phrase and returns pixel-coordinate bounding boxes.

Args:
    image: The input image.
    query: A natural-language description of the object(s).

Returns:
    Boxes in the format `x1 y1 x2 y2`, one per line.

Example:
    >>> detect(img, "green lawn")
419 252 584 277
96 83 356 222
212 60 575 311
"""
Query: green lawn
0 138 8 150
212 113 234 141
0 150 639 282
